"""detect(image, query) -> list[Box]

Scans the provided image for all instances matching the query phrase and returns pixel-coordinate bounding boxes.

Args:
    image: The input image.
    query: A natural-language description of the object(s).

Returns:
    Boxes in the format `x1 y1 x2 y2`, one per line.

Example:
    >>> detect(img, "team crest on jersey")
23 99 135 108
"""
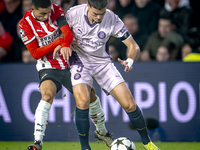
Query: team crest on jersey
98 31 106 39
20 29 25 37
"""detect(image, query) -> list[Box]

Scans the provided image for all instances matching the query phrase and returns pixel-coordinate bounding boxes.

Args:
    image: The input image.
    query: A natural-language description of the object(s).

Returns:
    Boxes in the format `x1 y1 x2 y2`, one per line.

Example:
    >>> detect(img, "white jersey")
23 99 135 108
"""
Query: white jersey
66 4 130 67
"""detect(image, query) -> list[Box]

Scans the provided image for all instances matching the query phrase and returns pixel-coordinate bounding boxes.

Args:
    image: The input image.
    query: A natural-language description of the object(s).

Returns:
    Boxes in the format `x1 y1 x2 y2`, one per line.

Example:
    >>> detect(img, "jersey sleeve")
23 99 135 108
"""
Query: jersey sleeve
111 14 131 41
18 19 35 45
53 4 65 21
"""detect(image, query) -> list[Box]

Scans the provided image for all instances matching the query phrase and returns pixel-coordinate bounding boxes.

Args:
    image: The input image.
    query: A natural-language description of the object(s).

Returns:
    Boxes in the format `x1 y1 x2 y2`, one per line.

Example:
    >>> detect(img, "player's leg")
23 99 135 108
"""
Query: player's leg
28 80 57 150
73 83 91 150
110 82 159 150
62 68 113 148
89 89 114 148
61 68 110 138
89 89 107 135
95 62 159 149
110 82 150 143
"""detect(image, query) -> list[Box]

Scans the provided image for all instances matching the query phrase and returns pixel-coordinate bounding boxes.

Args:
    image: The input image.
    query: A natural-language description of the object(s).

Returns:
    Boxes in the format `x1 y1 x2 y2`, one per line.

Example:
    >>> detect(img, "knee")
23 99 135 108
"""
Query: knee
123 102 137 112
41 92 55 104
75 94 90 109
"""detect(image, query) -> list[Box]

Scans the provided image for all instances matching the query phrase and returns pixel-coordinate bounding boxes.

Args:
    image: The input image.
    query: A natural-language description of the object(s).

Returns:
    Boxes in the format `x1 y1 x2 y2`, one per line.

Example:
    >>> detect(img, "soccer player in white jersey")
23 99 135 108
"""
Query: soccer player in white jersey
18 0 113 150
62 0 160 150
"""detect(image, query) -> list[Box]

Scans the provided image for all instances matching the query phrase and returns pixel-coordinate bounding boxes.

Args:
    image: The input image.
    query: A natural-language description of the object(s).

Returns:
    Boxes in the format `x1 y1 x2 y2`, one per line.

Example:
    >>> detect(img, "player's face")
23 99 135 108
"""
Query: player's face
32 5 51 22
87 4 106 24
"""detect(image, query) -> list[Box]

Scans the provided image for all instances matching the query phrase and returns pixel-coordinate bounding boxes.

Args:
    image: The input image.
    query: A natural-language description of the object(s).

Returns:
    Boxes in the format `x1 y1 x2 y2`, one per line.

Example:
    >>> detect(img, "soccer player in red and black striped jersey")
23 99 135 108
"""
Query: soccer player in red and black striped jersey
19 0 112 150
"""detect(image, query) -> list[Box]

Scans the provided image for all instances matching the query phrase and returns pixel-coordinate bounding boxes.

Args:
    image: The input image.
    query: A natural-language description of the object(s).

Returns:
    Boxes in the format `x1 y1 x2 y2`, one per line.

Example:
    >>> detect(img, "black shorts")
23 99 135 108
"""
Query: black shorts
38 68 73 94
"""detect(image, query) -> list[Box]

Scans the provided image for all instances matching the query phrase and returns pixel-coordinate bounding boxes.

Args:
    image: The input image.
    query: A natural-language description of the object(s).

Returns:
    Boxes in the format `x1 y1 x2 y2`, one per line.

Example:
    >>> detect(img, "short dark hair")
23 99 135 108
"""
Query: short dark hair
88 0 108 10
32 0 51 9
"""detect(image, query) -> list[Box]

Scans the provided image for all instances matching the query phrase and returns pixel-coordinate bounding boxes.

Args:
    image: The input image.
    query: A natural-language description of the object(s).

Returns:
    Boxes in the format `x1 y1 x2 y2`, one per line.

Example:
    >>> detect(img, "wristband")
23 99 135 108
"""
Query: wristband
126 58 134 68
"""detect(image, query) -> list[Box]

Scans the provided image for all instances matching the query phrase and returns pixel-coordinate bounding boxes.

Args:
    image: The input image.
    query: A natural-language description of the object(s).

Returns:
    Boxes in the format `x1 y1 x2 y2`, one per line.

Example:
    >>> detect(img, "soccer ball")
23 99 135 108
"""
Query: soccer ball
111 137 136 150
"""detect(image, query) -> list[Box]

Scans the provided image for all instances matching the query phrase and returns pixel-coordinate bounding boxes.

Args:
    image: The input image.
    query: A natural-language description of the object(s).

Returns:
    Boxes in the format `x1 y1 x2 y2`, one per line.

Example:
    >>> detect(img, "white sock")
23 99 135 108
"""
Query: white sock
89 96 107 135
34 100 51 144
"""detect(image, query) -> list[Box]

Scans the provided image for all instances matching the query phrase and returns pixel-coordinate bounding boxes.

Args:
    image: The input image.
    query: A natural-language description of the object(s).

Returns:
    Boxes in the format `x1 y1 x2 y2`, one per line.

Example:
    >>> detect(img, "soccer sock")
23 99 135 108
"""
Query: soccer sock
127 105 150 145
76 107 91 150
34 100 51 144
89 96 107 136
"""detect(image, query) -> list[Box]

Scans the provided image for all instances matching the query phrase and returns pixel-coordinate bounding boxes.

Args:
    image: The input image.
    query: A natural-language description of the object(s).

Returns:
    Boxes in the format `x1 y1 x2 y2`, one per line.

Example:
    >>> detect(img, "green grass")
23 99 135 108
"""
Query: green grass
0 141 200 150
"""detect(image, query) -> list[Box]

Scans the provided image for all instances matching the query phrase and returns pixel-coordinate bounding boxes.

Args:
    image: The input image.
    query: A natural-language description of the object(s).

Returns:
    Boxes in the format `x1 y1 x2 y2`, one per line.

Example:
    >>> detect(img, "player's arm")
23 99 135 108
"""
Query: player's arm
19 19 65 60
57 16 73 48
118 32 140 72
52 16 73 60
25 38 64 59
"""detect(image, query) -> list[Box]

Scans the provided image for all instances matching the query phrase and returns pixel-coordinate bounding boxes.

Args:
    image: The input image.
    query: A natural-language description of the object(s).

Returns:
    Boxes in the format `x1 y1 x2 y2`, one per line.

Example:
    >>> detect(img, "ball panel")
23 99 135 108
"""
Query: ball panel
111 137 136 150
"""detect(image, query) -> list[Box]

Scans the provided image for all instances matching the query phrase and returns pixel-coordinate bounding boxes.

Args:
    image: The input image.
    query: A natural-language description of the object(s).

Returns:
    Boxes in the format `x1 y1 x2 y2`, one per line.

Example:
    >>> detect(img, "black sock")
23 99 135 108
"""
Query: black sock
75 107 91 150
127 105 150 145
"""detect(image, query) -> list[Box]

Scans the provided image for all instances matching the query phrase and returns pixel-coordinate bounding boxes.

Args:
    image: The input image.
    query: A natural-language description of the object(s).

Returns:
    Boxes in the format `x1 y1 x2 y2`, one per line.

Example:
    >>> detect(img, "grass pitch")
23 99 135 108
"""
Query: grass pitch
0 141 200 150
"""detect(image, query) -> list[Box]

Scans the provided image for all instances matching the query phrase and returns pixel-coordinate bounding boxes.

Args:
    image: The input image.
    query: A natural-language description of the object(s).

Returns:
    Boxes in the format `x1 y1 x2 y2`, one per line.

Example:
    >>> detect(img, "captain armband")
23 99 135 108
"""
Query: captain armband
120 31 131 42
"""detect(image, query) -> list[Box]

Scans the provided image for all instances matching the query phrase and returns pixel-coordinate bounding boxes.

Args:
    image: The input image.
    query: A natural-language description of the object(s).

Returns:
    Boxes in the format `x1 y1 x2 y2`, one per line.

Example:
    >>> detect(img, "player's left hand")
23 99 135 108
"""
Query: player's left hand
118 58 133 72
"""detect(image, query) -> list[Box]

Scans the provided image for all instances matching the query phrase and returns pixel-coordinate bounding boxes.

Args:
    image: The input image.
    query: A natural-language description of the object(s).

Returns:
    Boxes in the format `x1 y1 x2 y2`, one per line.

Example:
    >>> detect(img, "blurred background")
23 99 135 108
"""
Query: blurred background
0 0 200 143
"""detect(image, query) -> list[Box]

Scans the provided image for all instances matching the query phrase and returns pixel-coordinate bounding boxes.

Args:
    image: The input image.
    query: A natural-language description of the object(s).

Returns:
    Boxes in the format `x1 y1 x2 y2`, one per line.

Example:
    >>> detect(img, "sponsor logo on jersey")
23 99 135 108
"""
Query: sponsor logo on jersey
40 30 59 46
77 29 82 34
98 31 106 39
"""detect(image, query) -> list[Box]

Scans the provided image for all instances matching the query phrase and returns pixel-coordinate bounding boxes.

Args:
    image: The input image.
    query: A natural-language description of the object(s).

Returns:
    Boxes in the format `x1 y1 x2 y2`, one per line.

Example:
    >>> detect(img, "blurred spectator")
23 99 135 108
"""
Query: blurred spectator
183 27 200 62
0 0 6 14
0 22 13 62
139 50 151 62
109 36 125 60
181 43 192 59
107 0 116 12
109 44 119 62
183 46 200 62
160 0 192 41
141 16 184 60
61 0 76 12
156 45 170 62
21 45 36 63
156 41 177 62
22 0 32 15
114 0 135 20
52 0 62 5
77 0 87 5
123 14 148 50
0 0 23 62
131 0 161 35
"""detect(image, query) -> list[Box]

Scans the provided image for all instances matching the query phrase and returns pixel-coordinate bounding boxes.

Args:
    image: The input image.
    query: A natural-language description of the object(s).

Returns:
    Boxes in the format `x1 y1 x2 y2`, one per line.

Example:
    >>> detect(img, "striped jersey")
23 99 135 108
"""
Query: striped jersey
19 4 69 71
66 4 130 67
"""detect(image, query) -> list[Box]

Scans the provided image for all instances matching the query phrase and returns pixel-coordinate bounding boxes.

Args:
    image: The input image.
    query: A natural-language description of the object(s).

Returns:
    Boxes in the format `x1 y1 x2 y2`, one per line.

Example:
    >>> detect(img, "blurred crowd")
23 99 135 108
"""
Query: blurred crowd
0 0 199 63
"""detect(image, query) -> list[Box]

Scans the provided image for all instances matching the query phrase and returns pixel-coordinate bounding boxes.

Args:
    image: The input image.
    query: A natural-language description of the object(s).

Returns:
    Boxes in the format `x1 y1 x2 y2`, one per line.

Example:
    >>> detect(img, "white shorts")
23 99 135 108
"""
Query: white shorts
70 62 125 94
